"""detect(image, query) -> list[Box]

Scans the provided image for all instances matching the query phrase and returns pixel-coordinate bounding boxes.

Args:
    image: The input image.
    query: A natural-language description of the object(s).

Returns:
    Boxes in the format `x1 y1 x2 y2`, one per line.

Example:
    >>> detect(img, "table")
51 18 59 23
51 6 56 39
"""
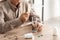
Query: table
0 24 58 40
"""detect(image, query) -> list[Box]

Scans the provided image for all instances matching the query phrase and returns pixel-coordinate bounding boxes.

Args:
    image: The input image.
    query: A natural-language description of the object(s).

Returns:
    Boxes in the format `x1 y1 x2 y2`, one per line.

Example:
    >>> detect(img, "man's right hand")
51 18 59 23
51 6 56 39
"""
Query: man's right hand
20 12 30 22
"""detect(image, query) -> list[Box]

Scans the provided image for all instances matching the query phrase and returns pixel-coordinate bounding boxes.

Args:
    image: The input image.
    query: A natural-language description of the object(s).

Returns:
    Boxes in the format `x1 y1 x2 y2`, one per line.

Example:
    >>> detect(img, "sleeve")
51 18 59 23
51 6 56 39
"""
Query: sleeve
29 9 41 23
0 7 23 34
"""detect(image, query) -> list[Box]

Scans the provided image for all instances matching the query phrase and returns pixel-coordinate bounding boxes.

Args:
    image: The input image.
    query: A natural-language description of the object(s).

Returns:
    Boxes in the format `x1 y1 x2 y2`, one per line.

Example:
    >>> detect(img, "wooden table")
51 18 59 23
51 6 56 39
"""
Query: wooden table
0 24 58 40
0 25 32 40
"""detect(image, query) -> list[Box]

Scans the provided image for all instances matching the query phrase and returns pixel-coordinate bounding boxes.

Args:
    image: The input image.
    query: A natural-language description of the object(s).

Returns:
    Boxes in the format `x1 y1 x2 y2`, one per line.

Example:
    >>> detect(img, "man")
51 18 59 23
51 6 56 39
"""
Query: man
0 0 42 34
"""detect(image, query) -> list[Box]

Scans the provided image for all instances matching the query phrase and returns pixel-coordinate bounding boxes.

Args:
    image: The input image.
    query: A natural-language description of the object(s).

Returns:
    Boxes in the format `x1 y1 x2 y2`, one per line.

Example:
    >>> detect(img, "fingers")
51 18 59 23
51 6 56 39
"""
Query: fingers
32 22 42 32
37 23 42 32
20 12 30 22
37 25 42 32
25 12 30 16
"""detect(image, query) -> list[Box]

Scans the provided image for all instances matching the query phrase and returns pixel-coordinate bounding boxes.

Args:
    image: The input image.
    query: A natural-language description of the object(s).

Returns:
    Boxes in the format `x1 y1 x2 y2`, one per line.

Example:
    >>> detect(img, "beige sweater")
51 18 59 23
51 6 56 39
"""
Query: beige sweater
0 1 40 33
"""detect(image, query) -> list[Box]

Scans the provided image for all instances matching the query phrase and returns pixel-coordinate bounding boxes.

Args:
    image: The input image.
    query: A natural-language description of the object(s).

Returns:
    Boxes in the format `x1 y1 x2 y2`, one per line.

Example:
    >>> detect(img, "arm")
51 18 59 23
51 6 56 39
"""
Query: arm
0 7 23 34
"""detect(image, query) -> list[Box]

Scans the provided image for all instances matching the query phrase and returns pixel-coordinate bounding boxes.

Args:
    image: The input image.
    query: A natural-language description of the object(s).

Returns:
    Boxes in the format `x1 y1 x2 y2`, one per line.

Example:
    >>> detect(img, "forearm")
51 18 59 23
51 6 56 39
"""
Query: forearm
6 18 23 28
0 18 23 34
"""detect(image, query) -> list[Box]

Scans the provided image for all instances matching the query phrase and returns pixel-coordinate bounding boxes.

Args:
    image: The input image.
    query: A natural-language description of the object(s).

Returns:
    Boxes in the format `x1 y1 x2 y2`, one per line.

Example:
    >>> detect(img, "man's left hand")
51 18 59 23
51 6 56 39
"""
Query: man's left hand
32 22 42 32
37 23 42 32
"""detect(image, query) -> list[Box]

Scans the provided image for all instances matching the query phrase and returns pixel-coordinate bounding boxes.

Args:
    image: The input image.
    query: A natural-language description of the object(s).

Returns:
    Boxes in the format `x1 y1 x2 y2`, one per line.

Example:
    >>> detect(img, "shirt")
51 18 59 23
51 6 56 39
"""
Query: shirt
0 0 40 33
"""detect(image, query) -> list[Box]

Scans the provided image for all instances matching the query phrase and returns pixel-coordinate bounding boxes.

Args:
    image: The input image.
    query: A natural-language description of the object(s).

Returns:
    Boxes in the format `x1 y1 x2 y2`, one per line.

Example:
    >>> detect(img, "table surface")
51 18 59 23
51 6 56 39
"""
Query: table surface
0 24 58 40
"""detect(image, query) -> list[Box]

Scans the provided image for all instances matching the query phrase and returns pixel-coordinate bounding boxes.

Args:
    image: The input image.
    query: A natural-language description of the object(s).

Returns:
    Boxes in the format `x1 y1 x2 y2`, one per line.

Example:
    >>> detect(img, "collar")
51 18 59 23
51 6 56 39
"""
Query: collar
7 0 19 11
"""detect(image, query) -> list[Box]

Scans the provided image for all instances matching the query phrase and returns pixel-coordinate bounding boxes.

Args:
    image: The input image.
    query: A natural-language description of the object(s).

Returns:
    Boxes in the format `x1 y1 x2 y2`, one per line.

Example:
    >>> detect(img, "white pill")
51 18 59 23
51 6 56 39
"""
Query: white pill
24 33 33 39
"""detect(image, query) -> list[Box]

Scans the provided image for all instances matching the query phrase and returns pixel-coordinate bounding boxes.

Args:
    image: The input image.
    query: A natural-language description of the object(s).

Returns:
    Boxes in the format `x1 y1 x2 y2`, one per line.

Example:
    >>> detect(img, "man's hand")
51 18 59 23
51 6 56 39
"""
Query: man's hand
32 22 42 32
36 23 42 32
20 12 30 22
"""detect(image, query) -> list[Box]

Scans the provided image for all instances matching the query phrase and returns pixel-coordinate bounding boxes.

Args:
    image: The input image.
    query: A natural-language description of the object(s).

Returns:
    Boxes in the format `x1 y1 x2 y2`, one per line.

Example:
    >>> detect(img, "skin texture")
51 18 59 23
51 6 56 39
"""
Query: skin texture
10 0 19 6
20 12 30 22
37 23 42 32
32 22 42 32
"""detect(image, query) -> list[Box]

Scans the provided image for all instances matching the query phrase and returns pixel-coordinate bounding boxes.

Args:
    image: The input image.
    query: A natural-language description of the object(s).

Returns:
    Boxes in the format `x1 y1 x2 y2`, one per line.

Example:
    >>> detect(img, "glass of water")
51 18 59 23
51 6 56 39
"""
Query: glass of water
32 17 38 33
